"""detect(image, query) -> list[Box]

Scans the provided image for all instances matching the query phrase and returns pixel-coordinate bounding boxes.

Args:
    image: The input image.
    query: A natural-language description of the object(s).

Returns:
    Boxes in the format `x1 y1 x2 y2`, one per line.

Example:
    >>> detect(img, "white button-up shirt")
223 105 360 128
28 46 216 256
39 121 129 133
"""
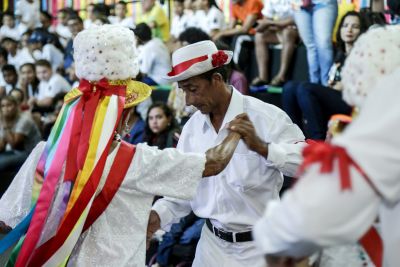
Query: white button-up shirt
153 87 305 232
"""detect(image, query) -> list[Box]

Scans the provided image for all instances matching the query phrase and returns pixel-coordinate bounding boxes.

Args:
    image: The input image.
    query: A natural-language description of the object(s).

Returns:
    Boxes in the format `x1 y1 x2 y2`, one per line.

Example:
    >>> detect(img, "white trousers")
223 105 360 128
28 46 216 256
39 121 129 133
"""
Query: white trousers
192 225 266 267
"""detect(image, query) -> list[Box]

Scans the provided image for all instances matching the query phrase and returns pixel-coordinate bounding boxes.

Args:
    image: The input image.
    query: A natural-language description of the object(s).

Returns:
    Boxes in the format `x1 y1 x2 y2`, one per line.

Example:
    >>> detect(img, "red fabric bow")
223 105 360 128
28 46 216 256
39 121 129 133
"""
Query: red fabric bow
298 142 354 191
211 51 228 67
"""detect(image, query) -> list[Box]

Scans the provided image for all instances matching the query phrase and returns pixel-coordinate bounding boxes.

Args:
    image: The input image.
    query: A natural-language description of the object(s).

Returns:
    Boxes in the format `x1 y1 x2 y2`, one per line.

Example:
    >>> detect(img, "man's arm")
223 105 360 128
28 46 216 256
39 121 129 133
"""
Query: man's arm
214 14 258 39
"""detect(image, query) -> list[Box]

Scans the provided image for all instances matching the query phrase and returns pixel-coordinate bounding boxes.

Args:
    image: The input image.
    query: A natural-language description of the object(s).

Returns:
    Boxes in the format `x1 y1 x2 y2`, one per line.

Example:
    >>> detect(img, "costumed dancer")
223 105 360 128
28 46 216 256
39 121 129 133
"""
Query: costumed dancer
0 25 243 266
252 25 400 267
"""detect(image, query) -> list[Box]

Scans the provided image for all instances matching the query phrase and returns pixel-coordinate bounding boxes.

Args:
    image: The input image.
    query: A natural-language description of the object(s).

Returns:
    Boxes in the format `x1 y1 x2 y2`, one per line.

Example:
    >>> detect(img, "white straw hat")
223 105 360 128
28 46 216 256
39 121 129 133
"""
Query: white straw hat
164 40 233 82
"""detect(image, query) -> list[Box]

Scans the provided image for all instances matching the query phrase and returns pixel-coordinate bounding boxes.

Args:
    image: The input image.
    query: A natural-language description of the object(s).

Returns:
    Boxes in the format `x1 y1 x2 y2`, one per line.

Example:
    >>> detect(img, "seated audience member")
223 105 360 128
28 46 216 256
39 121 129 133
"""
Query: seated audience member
134 23 171 86
138 0 170 42
18 63 40 104
64 16 84 81
282 11 365 140
84 3 96 29
27 28 64 71
0 12 27 41
124 106 146 145
39 11 55 33
252 0 298 86
108 1 135 28
15 0 41 29
1 37 22 69
212 0 263 71
143 102 180 149
170 0 191 42
154 212 205 267
0 95 42 172
55 8 73 47
30 59 70 112
0 48 7 89
0 65 19 96
194 0 226 38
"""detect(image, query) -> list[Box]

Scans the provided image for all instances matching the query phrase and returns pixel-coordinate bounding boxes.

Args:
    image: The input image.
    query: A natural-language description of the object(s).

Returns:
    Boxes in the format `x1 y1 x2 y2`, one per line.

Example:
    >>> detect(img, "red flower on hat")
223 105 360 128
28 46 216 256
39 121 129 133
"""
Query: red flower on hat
211 51 228 67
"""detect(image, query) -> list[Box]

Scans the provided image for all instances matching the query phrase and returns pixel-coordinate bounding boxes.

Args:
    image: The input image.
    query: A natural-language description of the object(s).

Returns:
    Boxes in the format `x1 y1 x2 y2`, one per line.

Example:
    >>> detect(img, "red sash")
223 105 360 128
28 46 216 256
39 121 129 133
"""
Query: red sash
300 142 383 267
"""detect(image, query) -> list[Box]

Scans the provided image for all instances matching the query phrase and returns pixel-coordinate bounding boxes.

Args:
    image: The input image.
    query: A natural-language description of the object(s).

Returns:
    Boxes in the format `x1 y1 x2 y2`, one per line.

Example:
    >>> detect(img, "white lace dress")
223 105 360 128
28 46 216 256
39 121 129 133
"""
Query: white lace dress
0 141 206 267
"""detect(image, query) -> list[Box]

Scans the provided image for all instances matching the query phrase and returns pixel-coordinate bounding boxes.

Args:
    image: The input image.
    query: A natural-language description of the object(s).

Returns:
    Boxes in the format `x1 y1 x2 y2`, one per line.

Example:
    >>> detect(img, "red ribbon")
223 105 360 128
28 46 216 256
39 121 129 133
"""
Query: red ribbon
168 55 209 77
298 142 353 191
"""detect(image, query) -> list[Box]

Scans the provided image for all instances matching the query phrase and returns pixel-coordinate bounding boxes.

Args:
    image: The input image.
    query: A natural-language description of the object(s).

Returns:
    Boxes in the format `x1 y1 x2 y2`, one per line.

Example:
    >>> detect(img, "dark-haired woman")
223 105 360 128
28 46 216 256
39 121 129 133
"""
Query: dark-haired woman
282 11 366 140
143 102 180 149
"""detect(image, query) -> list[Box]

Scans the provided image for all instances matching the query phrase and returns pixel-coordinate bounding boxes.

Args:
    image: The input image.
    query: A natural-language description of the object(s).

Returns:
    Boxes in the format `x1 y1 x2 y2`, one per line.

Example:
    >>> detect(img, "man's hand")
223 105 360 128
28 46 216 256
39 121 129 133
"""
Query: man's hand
229 113 268 157
146 210 161 250
0 221 12 234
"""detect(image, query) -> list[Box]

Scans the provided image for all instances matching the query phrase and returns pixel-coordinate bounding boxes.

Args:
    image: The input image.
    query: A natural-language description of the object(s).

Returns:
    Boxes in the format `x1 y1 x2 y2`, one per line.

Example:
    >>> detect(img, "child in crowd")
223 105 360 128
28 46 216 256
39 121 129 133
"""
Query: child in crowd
138 0 170 42
170 0 192 42
134 23 171 86
30 59 70 111
18 63 40 102
194 0 226 38
55 8 73 47
0 65 19 96
27 29 64 72
108 1 135 28
0 12 27 41
1 38 22 69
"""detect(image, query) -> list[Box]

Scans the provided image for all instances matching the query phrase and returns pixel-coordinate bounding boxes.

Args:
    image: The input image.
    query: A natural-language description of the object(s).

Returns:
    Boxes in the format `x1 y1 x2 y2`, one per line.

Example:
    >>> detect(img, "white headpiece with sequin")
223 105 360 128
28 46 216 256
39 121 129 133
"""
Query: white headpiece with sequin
341 25 400 109
73 24 139 81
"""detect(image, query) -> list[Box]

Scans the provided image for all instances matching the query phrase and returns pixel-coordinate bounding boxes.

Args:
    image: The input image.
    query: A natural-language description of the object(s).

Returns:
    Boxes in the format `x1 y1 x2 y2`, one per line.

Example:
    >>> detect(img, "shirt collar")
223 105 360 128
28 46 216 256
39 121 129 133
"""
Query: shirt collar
201 87 244 133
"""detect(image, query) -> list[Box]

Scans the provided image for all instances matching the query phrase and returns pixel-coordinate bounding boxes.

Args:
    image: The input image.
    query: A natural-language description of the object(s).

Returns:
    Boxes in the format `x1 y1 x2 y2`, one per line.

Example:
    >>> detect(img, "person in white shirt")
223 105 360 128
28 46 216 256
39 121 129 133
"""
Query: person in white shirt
108 1 135 28
134 23 172 86
55 9 72 47
1 38 23 69
149 40 305 267
194 0 226 38
32 59 70 110
170 0 192 40
0 12 27 41
27 29 64 72
0 65 19 96
83 3 97 29
253 25 400 267
15 0 41 30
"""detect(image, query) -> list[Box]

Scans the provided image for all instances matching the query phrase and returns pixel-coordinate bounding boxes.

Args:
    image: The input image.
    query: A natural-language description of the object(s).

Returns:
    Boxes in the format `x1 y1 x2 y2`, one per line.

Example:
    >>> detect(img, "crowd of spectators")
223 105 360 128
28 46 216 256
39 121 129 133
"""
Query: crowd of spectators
0 0 399 265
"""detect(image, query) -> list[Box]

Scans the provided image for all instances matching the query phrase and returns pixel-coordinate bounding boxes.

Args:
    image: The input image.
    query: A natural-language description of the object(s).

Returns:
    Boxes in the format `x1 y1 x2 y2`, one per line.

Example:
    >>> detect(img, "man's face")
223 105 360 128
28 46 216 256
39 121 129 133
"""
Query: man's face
40 14 51 29
1 99 17 119
36 65 52 81
115 3 127 18
174 1 184 15
2 15 14 28
178 75 217 114
3 70 18 85
67 19 83 37
2 40 17 54
57 12 69 25
141 0 155 13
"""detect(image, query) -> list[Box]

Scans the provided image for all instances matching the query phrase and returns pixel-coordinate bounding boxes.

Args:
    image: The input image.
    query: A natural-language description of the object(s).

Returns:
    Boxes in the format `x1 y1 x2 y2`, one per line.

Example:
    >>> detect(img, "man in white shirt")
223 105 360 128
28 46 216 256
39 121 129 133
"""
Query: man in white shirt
32 59 70 109
109 1 136 28
134 23 171 85
170 0 192 40
149 40 305 266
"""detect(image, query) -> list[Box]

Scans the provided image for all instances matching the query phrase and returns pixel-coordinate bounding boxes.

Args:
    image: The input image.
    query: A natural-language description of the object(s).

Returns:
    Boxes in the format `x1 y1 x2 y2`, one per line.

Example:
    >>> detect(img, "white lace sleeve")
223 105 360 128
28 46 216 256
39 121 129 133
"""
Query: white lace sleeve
125 143 206 200
0 141 46 227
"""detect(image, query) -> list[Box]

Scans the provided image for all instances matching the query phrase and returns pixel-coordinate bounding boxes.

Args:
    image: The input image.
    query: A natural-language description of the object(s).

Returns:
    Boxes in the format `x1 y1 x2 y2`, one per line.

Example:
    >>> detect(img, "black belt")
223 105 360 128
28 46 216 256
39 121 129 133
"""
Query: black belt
205 219 253 243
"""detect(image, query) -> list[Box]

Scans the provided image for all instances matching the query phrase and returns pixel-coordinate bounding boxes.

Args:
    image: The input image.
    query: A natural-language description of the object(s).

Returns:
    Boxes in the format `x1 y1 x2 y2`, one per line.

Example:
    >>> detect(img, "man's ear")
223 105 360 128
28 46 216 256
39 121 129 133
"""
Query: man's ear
212 72 223 82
